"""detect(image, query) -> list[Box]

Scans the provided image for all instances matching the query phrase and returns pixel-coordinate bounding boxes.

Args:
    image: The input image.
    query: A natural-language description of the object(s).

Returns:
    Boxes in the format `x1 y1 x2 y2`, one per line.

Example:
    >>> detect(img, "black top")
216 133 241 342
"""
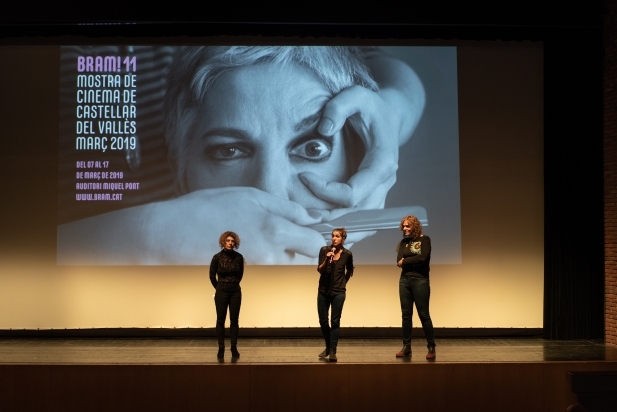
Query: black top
209 249 244 291
397 235 431 278
317 246 354 295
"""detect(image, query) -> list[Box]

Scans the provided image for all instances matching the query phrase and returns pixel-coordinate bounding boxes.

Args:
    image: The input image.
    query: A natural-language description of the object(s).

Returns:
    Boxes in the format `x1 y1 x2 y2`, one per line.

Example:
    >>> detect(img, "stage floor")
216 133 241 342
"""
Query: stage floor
1 337 616 364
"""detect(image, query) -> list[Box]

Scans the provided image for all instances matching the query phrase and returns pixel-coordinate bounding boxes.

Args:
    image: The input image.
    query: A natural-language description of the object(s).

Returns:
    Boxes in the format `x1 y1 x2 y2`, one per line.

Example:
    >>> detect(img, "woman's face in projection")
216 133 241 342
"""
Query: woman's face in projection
185 62 349 210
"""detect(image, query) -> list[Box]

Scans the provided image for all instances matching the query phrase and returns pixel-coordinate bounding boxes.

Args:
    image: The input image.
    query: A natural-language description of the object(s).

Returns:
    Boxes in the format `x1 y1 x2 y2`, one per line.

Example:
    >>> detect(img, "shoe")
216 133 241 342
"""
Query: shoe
396 345 411 357
318 348 330 358
426 346 436 360
328 348 337 362
217 347 225 359
231 345 240 358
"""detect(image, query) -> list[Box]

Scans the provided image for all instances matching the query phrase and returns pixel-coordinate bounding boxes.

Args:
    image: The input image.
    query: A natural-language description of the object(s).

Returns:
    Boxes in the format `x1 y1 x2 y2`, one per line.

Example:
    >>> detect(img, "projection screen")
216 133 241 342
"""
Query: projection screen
56 45 461 265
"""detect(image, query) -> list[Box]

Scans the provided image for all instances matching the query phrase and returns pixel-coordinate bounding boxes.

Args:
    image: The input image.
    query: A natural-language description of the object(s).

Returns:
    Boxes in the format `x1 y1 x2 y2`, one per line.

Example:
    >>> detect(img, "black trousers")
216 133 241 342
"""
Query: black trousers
214 288 242 347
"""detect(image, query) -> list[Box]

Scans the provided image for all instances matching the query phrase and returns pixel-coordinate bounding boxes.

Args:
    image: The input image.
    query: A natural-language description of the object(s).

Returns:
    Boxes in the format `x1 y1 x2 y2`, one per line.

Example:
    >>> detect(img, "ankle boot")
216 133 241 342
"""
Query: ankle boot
328 348 337 362
426 346 436 360
318 347 330 358
231 344 240 358
217 346 225 359
396 345 411 357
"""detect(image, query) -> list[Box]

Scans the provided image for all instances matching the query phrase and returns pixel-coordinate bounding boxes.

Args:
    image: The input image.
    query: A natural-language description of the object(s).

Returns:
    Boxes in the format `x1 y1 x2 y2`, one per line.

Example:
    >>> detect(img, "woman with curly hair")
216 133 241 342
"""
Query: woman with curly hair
395 215 436 359
209 231 244 358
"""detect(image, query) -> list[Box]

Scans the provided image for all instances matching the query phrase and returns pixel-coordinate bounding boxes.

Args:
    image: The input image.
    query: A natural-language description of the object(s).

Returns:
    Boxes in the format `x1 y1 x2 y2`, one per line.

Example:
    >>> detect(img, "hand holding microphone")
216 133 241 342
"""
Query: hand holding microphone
329 246 336 263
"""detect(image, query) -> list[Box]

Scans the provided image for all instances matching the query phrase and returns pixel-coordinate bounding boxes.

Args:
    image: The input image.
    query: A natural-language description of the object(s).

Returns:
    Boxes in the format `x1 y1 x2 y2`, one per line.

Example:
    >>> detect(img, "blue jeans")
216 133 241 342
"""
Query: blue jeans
399 276 435 347
317 291 346 350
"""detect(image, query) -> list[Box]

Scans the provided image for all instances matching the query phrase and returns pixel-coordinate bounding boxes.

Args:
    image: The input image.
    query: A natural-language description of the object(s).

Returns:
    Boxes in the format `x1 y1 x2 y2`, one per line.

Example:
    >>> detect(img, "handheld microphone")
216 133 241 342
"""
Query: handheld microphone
329 246 336 263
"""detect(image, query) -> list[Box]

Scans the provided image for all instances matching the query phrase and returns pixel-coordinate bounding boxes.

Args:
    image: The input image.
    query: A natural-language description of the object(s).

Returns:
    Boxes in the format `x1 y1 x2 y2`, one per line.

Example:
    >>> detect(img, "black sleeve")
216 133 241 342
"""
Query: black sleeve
345 251 354 279
317 247 327 273
238 254 244 283
402 236 431 266
396 240 404 263
209 254 218 289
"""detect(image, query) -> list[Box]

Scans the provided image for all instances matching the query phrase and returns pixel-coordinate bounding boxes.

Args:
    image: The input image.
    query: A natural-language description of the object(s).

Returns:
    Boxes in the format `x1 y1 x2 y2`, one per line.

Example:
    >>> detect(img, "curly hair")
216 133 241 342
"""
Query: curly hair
332 227 348 243
399 215 422 240
218 231 241 249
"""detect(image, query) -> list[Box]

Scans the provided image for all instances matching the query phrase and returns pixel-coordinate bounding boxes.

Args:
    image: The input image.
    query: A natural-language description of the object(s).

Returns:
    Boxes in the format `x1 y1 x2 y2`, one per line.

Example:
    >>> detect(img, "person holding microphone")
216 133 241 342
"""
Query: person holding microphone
316 228 354 362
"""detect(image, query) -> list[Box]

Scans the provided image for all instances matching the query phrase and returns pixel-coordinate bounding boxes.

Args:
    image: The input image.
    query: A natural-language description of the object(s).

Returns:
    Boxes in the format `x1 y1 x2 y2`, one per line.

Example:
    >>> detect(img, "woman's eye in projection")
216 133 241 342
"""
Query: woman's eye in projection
204 143 253 162
289 135 333 162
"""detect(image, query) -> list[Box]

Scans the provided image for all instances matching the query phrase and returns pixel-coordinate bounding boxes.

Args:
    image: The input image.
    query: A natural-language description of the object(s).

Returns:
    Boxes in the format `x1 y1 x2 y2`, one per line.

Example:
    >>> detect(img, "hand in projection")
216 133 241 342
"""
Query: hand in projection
58 187 326 265
300 85 398 211
299 55 425 245
298 86 400 245
144 187 326 264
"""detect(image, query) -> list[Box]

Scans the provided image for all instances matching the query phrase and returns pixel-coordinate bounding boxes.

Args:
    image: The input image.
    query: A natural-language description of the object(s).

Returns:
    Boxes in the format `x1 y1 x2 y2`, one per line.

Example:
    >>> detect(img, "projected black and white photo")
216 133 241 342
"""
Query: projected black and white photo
57 45 461 265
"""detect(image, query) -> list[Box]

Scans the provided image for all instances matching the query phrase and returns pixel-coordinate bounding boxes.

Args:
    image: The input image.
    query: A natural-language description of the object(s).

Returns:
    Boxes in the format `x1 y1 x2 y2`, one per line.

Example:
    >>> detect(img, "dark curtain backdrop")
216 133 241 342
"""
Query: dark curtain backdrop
543 26 605 339
0 0 607 339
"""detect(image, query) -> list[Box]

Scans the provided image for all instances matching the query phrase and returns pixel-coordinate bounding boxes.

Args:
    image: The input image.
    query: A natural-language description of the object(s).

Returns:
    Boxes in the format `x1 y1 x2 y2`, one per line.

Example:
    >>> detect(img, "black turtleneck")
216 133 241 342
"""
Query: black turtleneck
209 249 244 290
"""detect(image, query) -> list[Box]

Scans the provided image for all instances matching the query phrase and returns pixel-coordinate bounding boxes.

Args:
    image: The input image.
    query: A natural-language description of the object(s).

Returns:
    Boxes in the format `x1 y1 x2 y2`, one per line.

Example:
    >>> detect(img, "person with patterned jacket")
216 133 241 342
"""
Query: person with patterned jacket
396 215 436 360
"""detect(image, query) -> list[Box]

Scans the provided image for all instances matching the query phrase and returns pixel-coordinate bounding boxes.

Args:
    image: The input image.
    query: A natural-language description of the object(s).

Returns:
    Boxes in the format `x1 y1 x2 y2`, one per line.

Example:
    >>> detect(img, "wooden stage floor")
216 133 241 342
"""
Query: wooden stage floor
0 337 615 364
1 338 616 412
